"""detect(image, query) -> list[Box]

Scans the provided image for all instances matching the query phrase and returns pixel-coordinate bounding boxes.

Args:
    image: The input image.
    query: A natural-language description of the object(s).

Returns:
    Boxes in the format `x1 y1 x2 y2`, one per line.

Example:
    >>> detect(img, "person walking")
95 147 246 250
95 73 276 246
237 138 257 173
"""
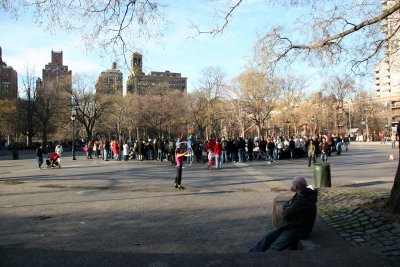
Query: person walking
391 134 396 149
36 144 47 169
174 147 189 189
307 139 316 167
320 138 329 162
55 143 63 166
55 143 63 157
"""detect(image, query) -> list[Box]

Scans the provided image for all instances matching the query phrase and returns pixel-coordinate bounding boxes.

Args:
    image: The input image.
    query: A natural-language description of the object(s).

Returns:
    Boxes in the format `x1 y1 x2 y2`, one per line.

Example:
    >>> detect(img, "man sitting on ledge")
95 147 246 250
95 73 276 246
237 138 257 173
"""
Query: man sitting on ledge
249 176 318 252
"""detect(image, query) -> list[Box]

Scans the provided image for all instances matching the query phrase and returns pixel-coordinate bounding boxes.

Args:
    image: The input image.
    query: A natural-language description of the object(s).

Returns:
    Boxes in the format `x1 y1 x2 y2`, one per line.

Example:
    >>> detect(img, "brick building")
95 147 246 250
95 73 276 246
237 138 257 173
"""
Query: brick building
126 53 187 95
36 50 72 96
95 62 123 96
0 47 18 100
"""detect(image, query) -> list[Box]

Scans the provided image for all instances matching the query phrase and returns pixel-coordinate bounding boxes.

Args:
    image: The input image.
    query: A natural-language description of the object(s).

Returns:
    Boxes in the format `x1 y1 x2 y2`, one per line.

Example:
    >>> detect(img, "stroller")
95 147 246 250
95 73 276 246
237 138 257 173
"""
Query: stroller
46 153 61 169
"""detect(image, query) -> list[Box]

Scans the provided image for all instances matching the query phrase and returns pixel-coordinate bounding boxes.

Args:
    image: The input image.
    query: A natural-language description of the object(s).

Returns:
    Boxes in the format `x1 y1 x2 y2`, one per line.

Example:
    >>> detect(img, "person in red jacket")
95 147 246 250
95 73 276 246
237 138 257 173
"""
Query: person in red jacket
214 139 223 169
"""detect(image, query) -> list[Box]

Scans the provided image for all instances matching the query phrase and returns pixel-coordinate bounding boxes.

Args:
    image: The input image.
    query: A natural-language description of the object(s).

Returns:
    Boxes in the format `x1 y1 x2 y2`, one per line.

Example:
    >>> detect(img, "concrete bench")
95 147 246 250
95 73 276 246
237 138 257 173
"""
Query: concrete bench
272 194 348 250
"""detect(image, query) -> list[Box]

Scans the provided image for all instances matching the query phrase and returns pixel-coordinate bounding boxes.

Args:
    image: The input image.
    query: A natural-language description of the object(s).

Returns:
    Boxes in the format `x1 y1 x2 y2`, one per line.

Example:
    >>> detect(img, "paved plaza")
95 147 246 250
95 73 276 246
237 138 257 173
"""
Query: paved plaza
0 142 398 266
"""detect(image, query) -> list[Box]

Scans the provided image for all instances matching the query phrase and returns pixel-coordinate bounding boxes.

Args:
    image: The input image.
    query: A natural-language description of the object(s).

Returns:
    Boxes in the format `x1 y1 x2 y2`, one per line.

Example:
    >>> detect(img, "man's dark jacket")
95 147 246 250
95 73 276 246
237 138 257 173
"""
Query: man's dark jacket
278 188 318 239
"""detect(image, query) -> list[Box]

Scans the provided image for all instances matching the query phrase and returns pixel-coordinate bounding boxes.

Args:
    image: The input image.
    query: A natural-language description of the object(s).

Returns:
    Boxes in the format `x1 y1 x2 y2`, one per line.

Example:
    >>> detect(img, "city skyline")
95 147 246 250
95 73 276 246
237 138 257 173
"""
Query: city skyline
0 1 325 96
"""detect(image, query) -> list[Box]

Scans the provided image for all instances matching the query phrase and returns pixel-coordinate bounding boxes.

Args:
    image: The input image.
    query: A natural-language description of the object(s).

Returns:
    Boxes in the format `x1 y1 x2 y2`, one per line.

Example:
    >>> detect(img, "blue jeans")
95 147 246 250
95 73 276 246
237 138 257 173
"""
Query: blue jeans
37 156 43 168
249 228 298 252
290 148 295 159
321 153 328 162
222 150 228 163
87 148 93 159
238 148 244 162
147 149 153 160
158 149 163 161
103 149 109 161
215 155 222 169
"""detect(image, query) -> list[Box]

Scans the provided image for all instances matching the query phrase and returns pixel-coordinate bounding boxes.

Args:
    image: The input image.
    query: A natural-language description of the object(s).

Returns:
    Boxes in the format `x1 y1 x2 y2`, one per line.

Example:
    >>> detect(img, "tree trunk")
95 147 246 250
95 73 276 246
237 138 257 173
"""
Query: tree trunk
385 142 400 212
27 135 33 147
42 129 48 145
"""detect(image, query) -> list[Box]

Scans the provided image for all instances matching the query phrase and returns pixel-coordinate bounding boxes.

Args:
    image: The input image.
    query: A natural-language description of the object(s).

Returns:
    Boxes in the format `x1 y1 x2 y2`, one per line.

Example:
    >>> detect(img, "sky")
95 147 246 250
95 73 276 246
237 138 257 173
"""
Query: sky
0 0 366 95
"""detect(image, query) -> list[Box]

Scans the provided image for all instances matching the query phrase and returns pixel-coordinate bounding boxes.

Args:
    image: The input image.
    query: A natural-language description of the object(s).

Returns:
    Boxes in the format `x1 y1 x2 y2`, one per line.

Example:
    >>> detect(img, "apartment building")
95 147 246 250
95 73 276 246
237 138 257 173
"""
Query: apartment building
96 62 123 96
126 53 187 95
0 47 18 100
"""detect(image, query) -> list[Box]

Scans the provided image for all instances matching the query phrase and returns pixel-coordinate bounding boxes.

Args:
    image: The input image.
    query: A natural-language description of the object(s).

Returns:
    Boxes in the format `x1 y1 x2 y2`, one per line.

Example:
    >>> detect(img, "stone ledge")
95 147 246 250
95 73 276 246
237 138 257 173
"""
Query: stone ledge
0 247 395 267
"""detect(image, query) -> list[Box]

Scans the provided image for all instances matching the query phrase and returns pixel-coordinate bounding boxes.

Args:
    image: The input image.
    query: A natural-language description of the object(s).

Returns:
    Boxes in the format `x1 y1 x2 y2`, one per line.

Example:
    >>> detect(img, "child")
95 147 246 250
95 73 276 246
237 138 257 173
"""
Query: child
175 147 189 189
207 150 215 169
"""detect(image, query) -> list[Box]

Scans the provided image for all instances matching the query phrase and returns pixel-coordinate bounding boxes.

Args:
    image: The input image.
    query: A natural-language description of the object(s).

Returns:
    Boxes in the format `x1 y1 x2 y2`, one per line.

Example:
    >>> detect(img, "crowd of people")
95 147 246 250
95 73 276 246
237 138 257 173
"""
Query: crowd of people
56 133 349 168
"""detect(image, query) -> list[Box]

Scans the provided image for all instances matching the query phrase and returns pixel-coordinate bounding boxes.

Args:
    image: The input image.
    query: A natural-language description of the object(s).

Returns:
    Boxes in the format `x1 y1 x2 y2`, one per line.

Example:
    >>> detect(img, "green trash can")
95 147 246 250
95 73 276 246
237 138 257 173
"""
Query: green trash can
12 149 19 160
313 163 331 188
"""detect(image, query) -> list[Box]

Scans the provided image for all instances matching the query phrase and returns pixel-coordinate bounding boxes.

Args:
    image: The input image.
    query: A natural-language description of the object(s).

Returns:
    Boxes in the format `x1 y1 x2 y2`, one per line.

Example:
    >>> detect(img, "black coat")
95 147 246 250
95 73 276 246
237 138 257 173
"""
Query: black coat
36 147 47 157
278 188 318 239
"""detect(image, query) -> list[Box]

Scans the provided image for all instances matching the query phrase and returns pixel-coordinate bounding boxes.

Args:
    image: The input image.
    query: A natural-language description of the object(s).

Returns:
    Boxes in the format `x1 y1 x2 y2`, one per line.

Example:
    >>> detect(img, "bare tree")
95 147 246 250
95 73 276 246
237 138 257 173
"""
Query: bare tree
0 99 17 143
191 1 400 210
352 89 384 138
72 75 111 141
124 93 144 140
190 66 226 139
1 0 166 60
225 81 252 138
236 69 281 137
193 1 400 73
323 75 355 134
140 83 188 139
35 79 70 144
279 75 307 135
17 66 39 146
3 1 399 71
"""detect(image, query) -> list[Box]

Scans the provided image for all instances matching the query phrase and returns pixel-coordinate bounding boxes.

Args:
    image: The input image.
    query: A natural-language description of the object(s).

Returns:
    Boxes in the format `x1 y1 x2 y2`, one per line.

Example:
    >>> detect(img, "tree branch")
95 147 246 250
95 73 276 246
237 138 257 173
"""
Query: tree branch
192 0 243 36
274 2 400 54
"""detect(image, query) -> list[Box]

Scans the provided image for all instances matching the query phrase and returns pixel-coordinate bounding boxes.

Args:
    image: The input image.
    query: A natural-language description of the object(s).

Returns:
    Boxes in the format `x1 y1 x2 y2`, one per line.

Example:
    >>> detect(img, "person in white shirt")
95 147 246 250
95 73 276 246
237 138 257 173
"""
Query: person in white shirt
123 142 130 161
55 144 63 166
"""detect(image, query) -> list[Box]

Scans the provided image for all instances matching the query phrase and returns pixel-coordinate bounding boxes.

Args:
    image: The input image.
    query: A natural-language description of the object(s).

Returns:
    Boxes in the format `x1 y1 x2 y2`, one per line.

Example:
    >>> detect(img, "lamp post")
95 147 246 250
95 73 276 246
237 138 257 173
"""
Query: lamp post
71 111 76 160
